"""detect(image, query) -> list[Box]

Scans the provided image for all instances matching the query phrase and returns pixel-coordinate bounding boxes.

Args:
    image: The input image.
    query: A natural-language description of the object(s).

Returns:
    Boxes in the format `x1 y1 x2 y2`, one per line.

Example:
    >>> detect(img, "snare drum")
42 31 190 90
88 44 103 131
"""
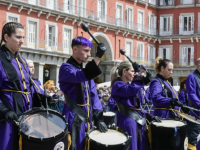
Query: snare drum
86 127 131 150
103 111 116 127
149 119 187 150
19 108 68 150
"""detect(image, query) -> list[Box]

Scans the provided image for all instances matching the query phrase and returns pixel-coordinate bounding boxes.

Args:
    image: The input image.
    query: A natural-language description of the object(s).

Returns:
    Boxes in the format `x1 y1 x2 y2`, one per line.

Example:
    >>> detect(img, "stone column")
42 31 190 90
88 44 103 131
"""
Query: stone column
34 63 45 85
50 65 60 88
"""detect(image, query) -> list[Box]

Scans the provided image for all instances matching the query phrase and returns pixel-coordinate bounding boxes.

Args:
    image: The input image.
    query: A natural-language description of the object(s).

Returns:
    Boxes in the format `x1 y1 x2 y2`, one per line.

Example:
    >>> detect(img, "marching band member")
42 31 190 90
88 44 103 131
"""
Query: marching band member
0 22 51 150
149 57 183 119
178 80 189 114
110 60 160 150
186 58 200 150
59 37 107 150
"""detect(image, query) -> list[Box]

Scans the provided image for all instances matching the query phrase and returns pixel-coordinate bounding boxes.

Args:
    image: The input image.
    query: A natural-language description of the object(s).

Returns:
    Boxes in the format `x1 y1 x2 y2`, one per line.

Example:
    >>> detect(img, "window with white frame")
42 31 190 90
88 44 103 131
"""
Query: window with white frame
138 10 144 32
148 45 155 62
137 42 144 60
179 14 194 35
27 18 39 49
45 22 57 51
158 46 172 60
125 39 133 59
46 0 56 10
160 15 173 36
63 25 73 54
149 13 157 35
7 13 20 22
64 0 75 14
77 0 86 17
28 0 37 5
125 6 133 29
116 3 123 26
180 45 194 66
97 0 107 22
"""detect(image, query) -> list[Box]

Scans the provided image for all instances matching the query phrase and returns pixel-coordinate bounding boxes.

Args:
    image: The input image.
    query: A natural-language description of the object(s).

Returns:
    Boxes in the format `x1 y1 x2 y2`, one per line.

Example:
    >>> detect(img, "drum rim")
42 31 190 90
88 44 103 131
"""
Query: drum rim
87 127 131 146
19 108 68 141
151 118 187 128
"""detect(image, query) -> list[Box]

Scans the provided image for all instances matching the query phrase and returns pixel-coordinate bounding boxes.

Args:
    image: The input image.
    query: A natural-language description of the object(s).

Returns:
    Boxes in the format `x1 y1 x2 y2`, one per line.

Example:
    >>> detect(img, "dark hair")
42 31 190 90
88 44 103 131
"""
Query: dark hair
179 80 186 92
154 57 171 73
0 22 24 46
71 36 92 49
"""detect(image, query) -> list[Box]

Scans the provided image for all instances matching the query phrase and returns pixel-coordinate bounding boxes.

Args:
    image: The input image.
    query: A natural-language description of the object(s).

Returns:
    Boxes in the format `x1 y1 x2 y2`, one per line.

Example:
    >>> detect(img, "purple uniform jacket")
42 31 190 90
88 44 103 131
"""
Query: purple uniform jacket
108 96 117 112
186 71 200 117
32 77 44 95
178 89 188 104
0 50 34 150
145 87 151 103
111 79 147 150
137 87 146 105
59 62 102 150
149 74 179 119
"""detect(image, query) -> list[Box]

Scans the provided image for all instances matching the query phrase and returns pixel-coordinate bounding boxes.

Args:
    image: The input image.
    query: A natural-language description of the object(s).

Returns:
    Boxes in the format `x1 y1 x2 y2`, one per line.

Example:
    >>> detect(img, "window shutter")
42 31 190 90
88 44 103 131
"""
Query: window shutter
45 24 49 49
191 15 194 34
179 16 183 35
166 48 171 60
154 16 157 35
190 47 194 65
160 0 164 5
55 26 58 50
160 16 163 35
169 16 173 35
149 14 151 34
158 48 163 57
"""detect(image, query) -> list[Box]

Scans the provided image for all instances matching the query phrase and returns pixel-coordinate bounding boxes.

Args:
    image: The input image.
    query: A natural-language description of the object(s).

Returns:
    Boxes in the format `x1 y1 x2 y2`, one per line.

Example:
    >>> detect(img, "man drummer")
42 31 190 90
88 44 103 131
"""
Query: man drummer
0 22 51 150
186 58 200 150
59 36 108 150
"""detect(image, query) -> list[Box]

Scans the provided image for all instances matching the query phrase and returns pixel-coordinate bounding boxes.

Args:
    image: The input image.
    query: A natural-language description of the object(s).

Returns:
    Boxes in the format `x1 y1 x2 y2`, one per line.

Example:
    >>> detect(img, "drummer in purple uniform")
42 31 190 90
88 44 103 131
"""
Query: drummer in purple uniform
186 58 200 150
59 37 107 150
149 57 183 119
110 60 160 150
0 22 51 150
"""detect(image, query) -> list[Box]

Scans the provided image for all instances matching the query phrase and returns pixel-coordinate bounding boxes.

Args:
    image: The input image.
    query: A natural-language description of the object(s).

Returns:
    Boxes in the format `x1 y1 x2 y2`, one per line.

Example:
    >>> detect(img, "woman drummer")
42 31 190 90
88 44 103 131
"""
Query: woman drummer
0 22 50 150
110 60 160 150
149 57 183 119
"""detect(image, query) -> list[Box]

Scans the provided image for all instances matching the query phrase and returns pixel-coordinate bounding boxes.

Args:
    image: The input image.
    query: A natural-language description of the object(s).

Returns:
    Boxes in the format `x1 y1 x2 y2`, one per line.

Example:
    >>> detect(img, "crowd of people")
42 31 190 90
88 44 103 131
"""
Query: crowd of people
0 21 200 150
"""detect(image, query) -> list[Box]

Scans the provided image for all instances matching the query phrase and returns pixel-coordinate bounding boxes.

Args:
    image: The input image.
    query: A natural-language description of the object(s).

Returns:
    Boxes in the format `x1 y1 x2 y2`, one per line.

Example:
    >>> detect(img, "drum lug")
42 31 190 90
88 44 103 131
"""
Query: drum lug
112 123 115 127
41 138 43 141
106 145 108 147
63 115 65 118
28 135 30 139
108 125 111 128
123 143 125 145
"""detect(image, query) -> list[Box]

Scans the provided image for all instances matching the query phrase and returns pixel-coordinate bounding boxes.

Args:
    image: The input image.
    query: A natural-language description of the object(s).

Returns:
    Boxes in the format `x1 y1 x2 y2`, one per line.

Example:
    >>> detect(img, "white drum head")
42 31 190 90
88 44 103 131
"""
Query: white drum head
89 129 127 145
103 112 115 117
153 120 185 127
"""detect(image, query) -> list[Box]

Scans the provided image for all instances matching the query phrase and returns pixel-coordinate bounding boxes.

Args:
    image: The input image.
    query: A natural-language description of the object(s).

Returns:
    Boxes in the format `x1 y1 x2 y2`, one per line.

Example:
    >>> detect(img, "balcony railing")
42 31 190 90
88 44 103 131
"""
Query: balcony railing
130 56 194 67
7 0 158 36
157 0 174 6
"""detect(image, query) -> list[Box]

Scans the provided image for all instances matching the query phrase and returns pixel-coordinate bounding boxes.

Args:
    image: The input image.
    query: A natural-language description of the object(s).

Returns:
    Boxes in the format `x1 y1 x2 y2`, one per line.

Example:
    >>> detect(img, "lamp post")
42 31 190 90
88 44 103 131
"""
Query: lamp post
44 69 49 83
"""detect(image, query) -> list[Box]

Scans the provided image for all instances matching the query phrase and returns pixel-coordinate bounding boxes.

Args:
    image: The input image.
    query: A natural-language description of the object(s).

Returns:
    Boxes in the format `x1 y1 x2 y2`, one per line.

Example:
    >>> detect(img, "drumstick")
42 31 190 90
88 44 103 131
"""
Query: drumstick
44 86 49 115
182 105 200 112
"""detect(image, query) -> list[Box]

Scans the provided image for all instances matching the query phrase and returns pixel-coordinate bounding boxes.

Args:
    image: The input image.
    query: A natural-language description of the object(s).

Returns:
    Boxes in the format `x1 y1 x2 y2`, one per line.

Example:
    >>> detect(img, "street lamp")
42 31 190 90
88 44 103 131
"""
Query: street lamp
45 70 49 78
